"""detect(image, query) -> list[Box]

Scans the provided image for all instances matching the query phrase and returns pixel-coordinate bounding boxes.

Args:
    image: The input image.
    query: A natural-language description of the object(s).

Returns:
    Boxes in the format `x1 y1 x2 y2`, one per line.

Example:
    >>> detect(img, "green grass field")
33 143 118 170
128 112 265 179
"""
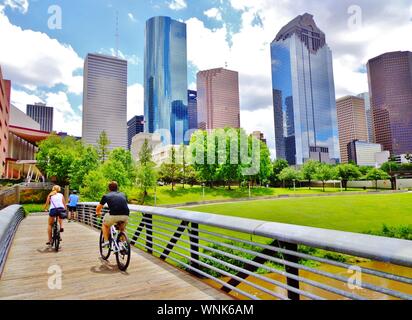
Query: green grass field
184 193 412 233
126 185 368 206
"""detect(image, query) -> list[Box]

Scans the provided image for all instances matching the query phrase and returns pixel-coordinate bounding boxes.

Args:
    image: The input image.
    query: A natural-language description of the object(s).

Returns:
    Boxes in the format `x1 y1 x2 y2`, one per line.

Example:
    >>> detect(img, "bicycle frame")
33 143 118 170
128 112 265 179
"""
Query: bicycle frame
109 225 127 253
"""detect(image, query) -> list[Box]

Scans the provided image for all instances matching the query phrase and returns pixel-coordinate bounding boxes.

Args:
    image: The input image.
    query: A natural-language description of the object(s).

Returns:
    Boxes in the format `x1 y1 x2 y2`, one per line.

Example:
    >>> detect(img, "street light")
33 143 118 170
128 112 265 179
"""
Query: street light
202 183 205 201
293 179 296 192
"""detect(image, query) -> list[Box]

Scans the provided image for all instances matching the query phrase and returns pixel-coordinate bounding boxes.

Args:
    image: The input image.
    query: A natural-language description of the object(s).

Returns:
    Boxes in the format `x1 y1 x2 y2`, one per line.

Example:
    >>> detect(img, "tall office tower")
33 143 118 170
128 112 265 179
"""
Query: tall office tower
357 92 374 143
26 103 53 132
336 96 369 163
0 67 10 176
127 115 144 150
197 68 240 130
144 16 188 145
82 53 128 149
188 90 198 131
271 13 340 165
367 51 412 155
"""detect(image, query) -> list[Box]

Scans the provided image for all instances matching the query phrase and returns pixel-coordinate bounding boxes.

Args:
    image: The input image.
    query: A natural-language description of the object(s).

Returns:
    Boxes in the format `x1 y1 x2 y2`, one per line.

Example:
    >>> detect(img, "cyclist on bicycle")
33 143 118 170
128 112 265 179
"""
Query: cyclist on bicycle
44 185 67 245
96 181 130 247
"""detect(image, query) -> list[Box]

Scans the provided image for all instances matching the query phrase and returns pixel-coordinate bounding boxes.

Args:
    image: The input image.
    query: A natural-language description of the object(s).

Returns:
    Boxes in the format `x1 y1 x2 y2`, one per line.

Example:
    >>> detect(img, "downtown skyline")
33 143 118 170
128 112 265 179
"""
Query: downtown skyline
0 0 411 157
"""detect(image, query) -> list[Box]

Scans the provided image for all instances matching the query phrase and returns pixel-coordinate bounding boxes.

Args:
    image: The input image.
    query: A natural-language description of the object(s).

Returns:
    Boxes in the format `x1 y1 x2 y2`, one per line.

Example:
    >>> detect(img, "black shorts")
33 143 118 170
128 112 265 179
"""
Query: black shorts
68 206 77 212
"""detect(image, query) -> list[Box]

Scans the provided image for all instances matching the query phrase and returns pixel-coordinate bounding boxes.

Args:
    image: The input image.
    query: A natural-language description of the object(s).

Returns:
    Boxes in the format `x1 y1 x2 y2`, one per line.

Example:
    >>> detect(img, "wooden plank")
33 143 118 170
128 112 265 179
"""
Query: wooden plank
0 216 231 300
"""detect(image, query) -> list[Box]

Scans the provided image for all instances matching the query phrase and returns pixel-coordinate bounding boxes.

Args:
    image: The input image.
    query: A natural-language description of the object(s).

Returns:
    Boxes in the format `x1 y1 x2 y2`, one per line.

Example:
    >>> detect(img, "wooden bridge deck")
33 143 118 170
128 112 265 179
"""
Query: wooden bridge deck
0 215 230 300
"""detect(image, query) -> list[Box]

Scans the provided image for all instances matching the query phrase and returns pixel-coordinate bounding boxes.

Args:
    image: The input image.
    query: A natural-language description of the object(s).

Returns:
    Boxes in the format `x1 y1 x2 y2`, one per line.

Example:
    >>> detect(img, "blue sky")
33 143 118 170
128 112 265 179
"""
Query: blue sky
1 0 411 154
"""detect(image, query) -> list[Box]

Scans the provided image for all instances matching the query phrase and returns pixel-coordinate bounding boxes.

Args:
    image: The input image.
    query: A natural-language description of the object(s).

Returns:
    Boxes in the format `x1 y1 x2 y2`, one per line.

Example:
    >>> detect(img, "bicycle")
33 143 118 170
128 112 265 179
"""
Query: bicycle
51 215 61 252
99 221 131 271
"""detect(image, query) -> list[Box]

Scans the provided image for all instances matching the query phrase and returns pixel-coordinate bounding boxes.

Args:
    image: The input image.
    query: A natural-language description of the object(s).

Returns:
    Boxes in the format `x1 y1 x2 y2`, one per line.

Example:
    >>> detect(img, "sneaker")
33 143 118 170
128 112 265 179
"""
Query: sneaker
60 228 64 233
102 241 110 248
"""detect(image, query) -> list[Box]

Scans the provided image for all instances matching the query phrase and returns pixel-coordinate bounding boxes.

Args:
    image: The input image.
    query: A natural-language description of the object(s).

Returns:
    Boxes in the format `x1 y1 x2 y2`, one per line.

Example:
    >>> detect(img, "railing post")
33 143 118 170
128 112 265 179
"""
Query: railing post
189 222 200 276
278 241 300 300
145 214 153 254
15 185 20 204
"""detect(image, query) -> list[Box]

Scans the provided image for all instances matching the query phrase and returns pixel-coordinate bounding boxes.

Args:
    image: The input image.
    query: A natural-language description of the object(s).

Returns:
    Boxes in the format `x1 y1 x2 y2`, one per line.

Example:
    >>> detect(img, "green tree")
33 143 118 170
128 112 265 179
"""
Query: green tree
315 164 335 192
80 168 108 201
257 141 273 186
335 164 361 191
270 159 289 185
366 168 390 191
97 131 111 163
69 145 99 190
136 139 157 202
108 148 136 183
381 161 401 174
158 147 179 191
36 135 82 185
278 167 302 189
302 160 320 189
190 130 218 188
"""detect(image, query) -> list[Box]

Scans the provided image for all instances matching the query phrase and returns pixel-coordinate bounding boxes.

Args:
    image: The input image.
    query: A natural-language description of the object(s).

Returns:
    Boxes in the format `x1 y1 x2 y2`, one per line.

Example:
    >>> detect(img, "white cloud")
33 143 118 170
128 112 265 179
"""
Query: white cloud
127 83 144 121
186 18 230 70
99 48 140 66
0 11 83 94
3 0 29 14
204 8 222 21
10 88 43 112
128 13 137 22
10 88 82 136
168 0 187 11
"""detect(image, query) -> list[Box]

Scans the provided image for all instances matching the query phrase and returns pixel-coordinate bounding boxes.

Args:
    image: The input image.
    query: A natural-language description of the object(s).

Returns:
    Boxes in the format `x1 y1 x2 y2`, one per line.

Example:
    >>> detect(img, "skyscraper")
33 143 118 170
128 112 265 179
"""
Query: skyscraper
197 68 240 130
27 103 53 132
144 16 188 145
367 51 412 155
127 115 144 150
357 92 374 143
82 53 128 149
188 90 198 131
336 96 369 163
271 13 340 165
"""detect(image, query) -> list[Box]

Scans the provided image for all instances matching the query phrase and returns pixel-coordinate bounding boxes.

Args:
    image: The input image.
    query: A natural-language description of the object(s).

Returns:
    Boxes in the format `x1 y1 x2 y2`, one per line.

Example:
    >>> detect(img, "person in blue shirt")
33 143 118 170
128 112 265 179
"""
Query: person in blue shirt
67 191 79 222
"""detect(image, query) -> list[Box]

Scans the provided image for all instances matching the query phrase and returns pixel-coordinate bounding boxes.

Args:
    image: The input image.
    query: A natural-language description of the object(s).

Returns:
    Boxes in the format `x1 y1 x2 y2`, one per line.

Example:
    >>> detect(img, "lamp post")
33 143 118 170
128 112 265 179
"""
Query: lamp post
248 181 251 198
293 179 296 192
202 183 205 201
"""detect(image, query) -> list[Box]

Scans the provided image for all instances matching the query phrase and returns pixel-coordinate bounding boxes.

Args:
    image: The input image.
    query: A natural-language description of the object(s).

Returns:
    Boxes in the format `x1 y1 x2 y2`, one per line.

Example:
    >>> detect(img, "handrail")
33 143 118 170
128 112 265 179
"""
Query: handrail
77 203 412 300
0 205 25 277
80 202 412 268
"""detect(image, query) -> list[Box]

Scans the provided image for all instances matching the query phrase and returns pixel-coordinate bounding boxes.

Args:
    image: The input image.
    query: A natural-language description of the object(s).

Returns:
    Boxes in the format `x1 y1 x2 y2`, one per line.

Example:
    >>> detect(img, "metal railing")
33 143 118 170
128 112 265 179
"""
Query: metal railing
76 203 412 300
0 205 25 277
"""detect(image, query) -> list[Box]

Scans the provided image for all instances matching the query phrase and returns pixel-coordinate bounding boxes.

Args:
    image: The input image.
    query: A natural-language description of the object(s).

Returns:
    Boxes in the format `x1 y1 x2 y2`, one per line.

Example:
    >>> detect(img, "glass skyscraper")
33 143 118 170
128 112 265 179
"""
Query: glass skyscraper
271 13 340 165
144 16 188 145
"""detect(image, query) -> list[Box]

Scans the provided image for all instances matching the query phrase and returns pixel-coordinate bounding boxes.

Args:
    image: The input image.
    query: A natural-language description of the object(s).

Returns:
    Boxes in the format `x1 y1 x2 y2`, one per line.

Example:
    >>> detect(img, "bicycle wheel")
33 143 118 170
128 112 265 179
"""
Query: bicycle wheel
115 232 131 271
99 231 111 260
53 224 60 252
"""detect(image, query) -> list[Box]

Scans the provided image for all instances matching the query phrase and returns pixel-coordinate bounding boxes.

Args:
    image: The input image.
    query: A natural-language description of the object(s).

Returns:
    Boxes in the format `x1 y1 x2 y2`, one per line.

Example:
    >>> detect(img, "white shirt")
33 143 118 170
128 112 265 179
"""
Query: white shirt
49 193 65 210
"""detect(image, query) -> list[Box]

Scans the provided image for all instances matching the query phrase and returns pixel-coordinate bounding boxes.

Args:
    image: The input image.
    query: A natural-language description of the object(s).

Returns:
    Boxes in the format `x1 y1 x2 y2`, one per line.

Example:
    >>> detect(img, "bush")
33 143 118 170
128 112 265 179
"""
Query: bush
365 225 412 240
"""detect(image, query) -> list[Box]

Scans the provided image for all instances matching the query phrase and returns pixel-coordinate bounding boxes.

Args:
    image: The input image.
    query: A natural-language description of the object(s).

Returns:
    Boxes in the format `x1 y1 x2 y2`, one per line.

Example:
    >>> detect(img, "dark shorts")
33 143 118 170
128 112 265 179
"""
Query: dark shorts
49 208 65 218
68 206 77 212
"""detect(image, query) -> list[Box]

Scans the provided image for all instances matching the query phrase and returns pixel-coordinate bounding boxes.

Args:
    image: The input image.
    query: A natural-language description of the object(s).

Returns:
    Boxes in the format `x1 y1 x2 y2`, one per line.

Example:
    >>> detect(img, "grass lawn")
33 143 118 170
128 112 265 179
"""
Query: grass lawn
126 185 369 206
183 193 412 233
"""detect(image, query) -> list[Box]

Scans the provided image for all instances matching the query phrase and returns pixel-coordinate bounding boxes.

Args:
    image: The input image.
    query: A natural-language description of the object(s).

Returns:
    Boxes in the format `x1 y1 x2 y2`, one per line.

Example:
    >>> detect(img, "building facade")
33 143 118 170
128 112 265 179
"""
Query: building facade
26 103 53 132
336 96 369 163
367 51 412 155
197 68 240 130
271 13 340 165
347 140 382 167
82 53 128 150
0 67 10 176
357 92 374 143
188 90 198 131
144 16 188 145
127 115 144 150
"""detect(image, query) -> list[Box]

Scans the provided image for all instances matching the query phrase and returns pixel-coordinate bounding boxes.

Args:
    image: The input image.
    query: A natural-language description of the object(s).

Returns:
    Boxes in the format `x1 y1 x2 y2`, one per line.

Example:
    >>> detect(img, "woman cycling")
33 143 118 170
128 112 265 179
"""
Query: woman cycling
44 185 67 246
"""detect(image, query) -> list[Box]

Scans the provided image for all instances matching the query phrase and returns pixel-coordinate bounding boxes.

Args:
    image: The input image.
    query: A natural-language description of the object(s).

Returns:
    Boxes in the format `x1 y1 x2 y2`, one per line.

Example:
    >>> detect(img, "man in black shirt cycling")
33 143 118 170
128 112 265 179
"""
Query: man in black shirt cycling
96 181 130 246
